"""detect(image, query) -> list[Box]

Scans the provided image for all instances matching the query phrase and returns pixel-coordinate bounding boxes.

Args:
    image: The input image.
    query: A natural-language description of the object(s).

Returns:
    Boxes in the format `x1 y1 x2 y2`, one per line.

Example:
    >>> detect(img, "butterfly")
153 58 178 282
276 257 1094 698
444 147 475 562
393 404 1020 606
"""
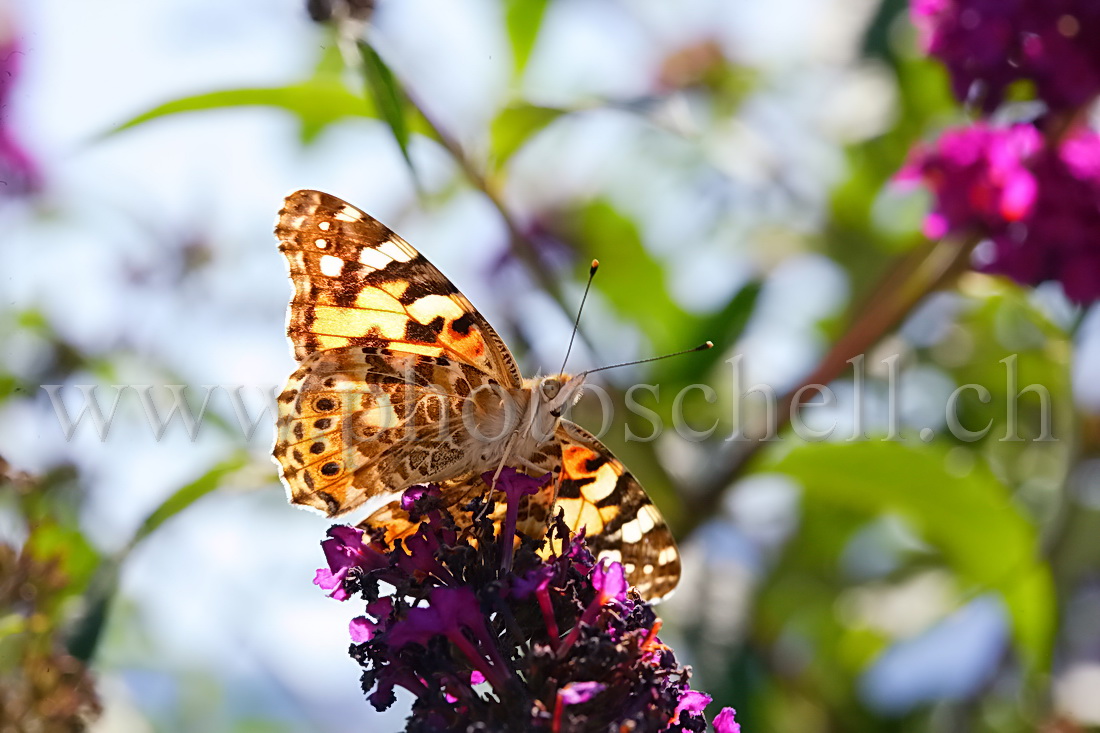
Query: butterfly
272 190 681 599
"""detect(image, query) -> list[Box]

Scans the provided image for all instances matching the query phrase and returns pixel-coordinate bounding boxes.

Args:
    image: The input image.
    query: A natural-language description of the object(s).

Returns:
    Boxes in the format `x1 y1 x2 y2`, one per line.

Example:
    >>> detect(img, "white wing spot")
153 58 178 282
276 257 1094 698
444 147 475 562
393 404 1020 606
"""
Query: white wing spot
315 239 328 249
378 240 413 263
334 207 360 222
319 255 344 277
359 247 392 270
642 563 654 576
620 519 643 544
319 221 331 231
637 505 658 533
600 549 623 564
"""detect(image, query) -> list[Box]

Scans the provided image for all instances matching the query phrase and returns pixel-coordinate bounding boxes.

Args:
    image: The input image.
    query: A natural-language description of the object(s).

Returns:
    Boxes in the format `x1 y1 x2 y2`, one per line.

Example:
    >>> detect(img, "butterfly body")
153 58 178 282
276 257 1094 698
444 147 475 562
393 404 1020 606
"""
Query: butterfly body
272 190 681 599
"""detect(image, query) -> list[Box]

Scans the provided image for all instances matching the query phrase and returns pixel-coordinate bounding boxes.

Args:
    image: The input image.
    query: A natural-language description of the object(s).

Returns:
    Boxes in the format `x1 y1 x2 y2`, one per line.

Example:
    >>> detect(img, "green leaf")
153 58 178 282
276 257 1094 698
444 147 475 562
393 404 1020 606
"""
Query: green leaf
657 279 762 385
570 201 689 351
489 103 565 169
25 522 101 609
105 82 374 144
358 41 415 172
768 441 1053 672
127 452 250 550
503 0 550 75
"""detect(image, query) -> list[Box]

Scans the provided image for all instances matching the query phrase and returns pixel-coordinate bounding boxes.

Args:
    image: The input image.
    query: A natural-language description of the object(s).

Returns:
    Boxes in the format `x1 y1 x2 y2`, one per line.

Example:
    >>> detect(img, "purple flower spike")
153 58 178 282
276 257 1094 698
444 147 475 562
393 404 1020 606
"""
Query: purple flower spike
912 0 1100 112
900 122 1100 303
317 482 723 731
713 707 741 733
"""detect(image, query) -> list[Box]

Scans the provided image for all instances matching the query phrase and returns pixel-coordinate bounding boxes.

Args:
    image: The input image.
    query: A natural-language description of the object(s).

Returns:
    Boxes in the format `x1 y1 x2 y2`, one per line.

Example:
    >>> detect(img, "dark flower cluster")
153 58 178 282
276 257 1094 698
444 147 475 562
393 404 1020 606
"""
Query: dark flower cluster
314 468 739 733
899 123 1100 302
912 0 1100 112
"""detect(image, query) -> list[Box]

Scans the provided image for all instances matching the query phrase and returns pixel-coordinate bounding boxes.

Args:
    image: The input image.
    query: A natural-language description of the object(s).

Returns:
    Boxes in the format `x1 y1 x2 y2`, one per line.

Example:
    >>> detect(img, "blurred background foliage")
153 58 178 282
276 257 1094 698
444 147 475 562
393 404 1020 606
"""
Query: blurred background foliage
1 0 1099 731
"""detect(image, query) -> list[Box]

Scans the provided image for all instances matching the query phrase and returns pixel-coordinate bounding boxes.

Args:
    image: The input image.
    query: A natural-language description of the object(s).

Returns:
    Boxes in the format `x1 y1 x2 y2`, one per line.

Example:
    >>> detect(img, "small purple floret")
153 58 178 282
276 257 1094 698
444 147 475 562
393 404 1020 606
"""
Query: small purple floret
558 681 606 705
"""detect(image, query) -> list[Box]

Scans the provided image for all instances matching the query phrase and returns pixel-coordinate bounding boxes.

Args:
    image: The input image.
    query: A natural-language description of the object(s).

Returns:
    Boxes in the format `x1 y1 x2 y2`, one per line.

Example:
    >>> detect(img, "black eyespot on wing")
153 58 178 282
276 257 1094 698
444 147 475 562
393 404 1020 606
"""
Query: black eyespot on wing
310 441 325 454
321 462 340 476
315 398 336 411
451 313 474 335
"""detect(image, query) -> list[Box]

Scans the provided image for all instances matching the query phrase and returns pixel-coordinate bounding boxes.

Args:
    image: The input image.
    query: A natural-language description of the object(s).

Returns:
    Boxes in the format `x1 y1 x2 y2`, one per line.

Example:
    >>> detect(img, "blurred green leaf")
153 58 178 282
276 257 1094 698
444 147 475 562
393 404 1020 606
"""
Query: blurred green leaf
489 103 564 168
128 452 250 550
106 82 373 144
657 279 762 386
25 522 101 610
768 441 1053 671
570 201 688 351
944 287 1074 491
358 40 415 171
503 0 549 75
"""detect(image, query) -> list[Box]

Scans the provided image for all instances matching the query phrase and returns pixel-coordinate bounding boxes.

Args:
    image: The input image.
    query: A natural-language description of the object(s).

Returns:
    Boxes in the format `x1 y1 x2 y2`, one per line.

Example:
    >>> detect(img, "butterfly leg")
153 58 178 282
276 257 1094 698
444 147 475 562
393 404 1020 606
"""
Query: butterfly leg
473 430 520 523
489 432 519 488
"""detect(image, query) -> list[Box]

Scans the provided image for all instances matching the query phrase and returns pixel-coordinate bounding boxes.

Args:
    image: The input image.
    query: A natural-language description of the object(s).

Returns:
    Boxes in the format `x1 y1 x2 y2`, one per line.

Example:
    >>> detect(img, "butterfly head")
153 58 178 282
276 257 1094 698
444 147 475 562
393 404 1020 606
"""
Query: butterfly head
540 373 587 418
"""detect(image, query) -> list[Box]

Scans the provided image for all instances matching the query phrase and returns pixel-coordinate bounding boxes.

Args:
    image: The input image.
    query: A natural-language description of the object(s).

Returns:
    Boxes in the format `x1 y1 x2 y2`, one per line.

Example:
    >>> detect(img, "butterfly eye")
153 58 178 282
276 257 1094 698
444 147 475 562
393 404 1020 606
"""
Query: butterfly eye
541 379 561 400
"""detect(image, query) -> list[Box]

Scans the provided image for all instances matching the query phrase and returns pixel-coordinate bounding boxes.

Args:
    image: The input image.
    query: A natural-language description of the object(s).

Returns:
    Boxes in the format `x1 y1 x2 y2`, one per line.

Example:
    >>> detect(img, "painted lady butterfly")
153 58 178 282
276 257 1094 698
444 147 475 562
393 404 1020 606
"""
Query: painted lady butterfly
272 190 681 599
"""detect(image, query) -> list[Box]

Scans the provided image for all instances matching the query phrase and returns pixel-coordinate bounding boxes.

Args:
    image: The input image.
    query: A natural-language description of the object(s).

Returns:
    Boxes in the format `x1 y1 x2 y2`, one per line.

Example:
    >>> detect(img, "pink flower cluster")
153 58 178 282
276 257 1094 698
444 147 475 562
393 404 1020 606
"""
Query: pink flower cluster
0 38 41 196
912 0 1100 112
900 123 1100 302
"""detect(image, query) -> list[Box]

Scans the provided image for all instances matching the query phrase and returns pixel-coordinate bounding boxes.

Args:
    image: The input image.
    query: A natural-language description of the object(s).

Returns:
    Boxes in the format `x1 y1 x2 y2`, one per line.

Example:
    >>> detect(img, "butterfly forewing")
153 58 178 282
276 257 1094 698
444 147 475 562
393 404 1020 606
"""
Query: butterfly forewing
276 189 521 384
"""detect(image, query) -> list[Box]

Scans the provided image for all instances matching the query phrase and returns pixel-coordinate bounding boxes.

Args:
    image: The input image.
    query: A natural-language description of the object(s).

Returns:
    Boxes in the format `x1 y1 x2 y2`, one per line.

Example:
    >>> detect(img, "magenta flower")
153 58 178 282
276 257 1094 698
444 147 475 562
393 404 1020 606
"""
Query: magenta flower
315 468 722 731
313 525 389 601
912 0 1100 113
0 36 41 196
713 707 741 733
899 123 1100 303
897 123 1041 239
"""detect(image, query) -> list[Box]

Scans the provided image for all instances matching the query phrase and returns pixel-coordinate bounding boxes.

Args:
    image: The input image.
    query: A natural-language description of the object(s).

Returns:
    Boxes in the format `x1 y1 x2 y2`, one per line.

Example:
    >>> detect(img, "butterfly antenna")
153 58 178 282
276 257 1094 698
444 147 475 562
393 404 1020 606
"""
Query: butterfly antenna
584 341 714 376
559 259 599 375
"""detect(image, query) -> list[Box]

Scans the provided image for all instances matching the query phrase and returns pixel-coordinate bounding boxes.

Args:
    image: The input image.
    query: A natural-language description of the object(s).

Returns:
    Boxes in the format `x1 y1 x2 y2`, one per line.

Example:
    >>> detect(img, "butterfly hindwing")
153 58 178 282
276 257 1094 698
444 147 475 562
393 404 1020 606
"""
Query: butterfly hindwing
276 189 521 385
553 422 681 600
274 346 502 515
